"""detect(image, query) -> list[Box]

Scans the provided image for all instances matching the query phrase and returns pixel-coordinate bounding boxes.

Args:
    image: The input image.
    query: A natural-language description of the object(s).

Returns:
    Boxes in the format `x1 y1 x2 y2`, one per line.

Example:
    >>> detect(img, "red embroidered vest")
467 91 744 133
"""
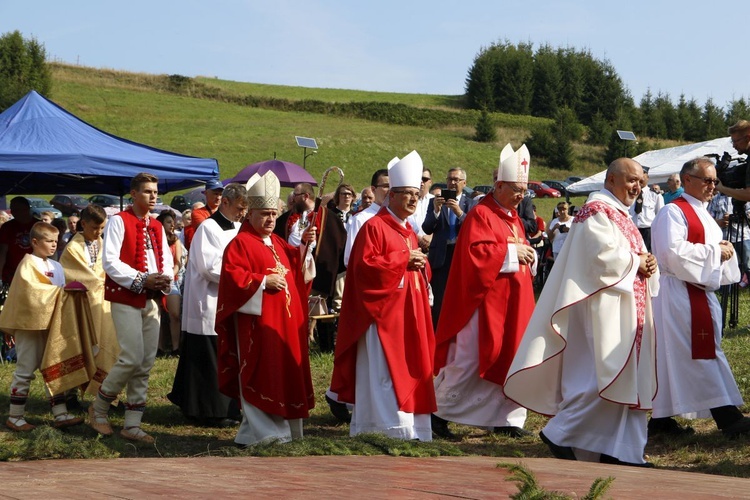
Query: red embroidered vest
104 208 165 308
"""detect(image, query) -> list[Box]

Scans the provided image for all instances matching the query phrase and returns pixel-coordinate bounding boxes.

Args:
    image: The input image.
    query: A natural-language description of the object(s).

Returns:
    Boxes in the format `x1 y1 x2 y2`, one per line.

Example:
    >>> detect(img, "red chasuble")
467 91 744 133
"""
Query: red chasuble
330 207 436 414
434 195 536 385
215 221 314 419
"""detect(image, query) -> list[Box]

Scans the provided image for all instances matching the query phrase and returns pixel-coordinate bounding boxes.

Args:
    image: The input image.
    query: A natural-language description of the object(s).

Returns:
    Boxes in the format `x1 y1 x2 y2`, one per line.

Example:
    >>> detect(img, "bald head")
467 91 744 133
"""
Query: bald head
605 158 644 207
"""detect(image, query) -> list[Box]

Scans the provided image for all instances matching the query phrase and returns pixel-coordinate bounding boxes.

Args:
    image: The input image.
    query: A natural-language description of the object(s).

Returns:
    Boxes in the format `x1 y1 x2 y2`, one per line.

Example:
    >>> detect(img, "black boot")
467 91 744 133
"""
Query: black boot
431 414 457 440
325 394 351 423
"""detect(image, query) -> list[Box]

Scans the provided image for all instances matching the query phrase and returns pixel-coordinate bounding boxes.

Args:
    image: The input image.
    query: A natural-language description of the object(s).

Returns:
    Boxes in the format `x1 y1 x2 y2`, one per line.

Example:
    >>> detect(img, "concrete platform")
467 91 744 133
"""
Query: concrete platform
1 456 749 499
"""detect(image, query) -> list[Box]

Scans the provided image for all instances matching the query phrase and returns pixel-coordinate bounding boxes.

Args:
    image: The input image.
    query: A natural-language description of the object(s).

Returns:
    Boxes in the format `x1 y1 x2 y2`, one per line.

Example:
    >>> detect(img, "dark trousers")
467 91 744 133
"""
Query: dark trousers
430 244 455 331
638 227 652 252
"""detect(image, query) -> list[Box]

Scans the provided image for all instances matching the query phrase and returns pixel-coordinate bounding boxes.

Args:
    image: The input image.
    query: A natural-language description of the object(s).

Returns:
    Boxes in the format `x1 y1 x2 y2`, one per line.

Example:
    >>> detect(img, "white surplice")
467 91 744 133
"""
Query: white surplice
433 310 526 428
181 217 239 336
651 193 742 419
349 326 432 441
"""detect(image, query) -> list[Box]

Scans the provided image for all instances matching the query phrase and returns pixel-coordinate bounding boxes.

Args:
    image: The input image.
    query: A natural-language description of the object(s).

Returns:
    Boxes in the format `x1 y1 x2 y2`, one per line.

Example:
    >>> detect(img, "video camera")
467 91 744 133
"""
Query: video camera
709 152 748 189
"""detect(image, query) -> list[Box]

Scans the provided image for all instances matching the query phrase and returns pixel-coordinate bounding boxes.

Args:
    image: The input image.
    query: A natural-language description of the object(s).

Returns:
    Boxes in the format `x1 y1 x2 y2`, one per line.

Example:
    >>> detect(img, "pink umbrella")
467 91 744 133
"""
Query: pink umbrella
231 159 317 188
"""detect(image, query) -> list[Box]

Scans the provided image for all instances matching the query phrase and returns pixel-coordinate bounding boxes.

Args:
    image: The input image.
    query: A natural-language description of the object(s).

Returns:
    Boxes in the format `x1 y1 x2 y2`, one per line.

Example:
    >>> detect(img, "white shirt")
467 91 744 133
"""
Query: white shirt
407 193 434 237
102 214 174 290
31 254 65 287
344 203 380 267
630 185 664 228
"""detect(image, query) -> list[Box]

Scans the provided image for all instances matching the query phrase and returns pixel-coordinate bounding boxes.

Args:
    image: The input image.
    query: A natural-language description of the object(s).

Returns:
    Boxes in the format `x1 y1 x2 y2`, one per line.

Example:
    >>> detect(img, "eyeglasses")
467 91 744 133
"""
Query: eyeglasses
447 177 465 183
687 174 720 186
292 192 304 198
341 192 354 197
374 184 389 189
421 177 432 182
391 189 420 198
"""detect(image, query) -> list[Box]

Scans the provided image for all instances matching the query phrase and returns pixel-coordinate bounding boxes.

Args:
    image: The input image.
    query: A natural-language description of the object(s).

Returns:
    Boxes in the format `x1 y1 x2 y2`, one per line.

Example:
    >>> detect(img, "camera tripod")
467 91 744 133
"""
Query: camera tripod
719 202 748 330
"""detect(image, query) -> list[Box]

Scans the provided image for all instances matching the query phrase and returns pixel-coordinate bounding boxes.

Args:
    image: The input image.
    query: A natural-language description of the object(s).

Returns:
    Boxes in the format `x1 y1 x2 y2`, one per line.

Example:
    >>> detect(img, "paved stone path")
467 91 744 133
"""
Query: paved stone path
1 455 749 499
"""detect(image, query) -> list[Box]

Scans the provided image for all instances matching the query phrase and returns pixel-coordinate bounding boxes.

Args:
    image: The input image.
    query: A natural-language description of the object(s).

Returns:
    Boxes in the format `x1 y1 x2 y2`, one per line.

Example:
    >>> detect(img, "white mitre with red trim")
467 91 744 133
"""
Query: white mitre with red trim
497 143 530 183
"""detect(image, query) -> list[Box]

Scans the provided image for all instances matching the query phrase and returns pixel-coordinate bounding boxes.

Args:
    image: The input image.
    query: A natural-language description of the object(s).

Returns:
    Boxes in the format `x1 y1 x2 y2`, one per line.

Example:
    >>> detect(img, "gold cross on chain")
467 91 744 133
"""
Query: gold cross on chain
267 244 292 318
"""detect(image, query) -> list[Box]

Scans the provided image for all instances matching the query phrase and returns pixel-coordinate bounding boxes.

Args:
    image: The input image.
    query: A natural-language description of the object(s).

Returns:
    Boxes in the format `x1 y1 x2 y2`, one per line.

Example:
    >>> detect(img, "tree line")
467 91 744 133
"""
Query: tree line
466 40 748 168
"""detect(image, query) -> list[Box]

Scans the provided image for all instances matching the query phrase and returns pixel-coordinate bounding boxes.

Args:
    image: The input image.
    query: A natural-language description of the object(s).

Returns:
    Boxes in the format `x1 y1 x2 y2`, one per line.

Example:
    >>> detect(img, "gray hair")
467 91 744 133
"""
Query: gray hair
448 167 467 182
679 157 713 181
222 182 247 203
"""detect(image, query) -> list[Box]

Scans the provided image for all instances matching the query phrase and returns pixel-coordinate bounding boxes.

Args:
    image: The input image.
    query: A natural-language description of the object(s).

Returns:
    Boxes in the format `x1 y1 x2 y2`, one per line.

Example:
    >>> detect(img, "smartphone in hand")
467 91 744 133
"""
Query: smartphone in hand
442 189 457 201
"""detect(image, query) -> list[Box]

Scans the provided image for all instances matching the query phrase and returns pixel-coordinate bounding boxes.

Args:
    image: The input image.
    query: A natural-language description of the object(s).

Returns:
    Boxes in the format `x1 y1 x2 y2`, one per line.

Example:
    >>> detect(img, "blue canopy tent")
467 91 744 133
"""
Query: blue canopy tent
0 91 219 199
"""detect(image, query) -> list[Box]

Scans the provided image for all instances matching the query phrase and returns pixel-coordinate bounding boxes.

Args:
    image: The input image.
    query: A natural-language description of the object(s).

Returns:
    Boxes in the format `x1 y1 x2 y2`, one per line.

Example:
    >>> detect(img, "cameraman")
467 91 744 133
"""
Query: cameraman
547 201 572 262
716 120 750 201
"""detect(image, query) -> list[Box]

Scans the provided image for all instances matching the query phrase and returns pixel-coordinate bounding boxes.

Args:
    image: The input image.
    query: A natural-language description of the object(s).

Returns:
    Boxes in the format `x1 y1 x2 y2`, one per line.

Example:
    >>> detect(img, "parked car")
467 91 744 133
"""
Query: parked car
126 196 172 216
50 194 90 216
170 188 206 213
527 181 561 198
565 176 583 185
26 197 63 219
542 180 570 197
472 185 493 195
88 194 123 209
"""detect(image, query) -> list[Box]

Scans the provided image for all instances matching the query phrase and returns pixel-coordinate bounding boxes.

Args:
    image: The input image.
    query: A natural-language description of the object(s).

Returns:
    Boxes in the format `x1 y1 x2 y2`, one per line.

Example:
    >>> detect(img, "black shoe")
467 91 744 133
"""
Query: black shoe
493 426 533 438
325 395 351 423
721 416 750 437
431 414 457 440
66 397 85 415
201 417 240 428
600 453 655 468
539 431 576 460
648 417 694 437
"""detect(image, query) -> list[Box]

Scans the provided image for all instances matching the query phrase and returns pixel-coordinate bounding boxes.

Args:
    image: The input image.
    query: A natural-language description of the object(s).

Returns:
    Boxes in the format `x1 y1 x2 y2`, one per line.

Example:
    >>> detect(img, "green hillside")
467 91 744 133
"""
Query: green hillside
49 64 608 200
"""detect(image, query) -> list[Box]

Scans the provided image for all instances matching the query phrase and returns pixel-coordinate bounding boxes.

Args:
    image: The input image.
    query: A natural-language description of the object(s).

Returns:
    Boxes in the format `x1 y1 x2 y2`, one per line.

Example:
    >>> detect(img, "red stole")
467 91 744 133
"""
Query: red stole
671 197 716 359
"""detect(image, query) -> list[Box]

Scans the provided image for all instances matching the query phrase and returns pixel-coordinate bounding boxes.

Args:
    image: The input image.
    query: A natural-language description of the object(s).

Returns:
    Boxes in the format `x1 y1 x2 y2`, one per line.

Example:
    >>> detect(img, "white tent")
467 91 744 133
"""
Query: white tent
567 137 741 194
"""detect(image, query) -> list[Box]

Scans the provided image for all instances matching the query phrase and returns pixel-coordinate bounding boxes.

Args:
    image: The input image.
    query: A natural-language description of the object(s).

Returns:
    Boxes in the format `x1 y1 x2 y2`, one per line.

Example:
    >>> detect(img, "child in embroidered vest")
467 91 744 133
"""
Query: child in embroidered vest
1 222 84 431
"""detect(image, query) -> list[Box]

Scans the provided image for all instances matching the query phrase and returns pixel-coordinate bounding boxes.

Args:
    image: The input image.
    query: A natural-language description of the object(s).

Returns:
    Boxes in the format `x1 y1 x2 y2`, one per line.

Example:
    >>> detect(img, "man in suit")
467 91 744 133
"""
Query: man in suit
422 167 472 328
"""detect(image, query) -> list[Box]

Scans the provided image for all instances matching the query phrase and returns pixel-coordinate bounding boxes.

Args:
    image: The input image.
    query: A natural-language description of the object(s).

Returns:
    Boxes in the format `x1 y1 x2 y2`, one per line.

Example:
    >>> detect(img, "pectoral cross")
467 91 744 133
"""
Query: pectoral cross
504 221 526 274
267 244 292 318
402 234 422 292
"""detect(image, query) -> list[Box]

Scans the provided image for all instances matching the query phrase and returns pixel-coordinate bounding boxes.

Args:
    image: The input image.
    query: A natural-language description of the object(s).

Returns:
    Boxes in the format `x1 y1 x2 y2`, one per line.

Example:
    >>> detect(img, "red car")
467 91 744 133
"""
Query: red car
528 181 561 198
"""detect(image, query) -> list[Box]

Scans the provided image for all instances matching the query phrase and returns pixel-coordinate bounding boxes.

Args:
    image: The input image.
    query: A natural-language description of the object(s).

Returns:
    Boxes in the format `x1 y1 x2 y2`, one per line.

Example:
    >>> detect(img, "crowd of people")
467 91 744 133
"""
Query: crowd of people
0 120 749 464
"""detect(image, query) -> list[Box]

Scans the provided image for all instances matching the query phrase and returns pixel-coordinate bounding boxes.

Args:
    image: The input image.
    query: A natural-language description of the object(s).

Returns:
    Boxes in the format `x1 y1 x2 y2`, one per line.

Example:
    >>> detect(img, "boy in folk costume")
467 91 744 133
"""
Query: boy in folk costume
60 205 120 398
2 222 85 431
88 172 173 443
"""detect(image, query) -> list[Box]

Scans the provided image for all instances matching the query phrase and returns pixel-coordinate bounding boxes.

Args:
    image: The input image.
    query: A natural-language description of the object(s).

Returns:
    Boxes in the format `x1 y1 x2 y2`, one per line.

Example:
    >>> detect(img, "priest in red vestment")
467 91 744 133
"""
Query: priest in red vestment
216 171 316 446
432 144 536 440
330 150 436 441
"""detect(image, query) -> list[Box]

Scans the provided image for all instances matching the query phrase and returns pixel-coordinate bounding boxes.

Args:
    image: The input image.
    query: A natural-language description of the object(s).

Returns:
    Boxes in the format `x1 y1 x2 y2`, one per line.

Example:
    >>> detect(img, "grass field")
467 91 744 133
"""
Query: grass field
1 295 750 476
3 64 749 477
44 64 605 204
